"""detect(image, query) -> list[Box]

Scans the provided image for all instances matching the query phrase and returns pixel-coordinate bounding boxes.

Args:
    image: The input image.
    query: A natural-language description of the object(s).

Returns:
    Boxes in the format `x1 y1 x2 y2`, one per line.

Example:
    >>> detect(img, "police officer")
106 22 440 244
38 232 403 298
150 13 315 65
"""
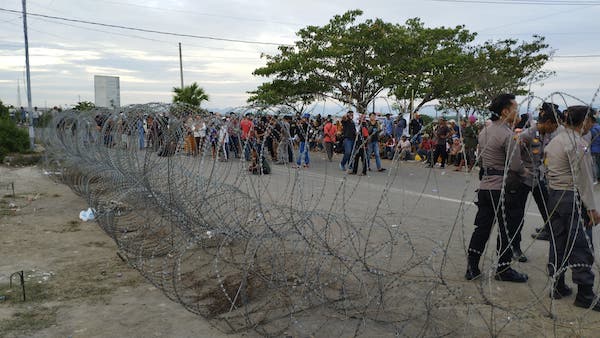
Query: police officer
512 105 562 260
466 93 529 282
531 103 565 241
545 105 600 309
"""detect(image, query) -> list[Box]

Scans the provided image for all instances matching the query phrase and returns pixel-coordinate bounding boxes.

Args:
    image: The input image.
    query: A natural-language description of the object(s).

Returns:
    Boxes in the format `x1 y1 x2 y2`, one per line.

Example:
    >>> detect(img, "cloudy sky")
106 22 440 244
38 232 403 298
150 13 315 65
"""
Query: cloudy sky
1 0 599 111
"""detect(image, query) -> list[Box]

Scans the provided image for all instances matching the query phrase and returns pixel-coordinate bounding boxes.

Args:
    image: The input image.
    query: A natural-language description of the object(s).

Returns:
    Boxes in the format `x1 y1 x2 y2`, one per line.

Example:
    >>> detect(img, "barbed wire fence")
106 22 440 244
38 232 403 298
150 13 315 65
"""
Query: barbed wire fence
37 93 600 337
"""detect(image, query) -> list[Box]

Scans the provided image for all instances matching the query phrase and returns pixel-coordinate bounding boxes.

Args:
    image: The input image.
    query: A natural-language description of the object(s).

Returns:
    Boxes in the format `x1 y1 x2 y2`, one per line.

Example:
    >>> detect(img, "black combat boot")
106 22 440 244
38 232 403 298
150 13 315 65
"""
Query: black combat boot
574 285 600 311
512 246 528 263
550 274 572 299
531 229 551 241
495 267 528 283
465 256 481 280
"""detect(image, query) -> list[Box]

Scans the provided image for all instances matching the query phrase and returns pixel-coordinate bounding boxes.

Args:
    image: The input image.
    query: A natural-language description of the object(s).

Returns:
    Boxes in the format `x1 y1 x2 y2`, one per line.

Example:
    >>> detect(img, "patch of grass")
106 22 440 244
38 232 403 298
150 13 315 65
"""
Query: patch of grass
50 259 142 303
0 306 57 336
0 280 52 304
0 209 14 217
3 153 41 167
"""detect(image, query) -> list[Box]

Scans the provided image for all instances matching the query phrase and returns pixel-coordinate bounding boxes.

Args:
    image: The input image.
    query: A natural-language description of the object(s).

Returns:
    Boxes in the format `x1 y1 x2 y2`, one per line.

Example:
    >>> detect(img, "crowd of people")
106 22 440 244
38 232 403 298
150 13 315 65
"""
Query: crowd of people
92 108 484 176
464 94 600 313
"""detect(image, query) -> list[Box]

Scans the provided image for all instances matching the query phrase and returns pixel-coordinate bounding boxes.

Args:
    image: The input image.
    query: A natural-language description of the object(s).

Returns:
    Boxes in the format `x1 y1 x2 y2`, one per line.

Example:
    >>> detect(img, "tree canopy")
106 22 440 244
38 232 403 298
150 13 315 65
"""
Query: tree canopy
74 101 96 111
253 10 398 113
251 10 553 116
172 82 209 108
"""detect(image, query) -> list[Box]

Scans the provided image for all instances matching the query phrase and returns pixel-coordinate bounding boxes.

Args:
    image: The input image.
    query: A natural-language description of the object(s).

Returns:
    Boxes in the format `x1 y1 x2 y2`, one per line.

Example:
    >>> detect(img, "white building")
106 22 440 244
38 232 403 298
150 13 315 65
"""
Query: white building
94 75 120 109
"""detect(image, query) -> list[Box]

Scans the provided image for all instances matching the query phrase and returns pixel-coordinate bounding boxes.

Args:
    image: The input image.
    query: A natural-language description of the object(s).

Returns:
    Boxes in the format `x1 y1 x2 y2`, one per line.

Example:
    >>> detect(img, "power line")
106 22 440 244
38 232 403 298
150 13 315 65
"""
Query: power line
26 15 265 55
0 7 292 47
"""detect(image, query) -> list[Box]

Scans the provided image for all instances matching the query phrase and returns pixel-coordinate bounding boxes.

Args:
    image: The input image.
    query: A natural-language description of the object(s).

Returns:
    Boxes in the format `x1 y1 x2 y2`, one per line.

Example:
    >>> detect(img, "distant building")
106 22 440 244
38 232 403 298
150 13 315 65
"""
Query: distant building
94 75 120 109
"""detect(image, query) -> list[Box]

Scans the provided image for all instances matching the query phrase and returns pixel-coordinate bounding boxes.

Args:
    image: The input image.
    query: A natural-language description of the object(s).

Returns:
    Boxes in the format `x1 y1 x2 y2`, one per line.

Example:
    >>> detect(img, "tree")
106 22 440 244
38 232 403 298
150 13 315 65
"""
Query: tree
437 36 553 115
388 19 476 115
172 82 209 107
0 100 28 161
74 101 96 111
253 10 398 114
0 100 9 120
247 79 325 114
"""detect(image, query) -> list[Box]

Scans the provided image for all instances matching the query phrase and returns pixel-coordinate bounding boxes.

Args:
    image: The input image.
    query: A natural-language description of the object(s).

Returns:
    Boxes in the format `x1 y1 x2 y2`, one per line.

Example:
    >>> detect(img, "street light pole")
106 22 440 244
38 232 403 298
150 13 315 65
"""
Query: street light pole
22 0 34 149
178 42 184 89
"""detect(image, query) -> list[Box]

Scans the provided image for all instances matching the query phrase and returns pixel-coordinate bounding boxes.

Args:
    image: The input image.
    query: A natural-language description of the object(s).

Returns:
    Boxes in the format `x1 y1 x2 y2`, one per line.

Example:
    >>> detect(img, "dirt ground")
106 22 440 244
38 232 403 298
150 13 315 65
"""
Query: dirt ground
0 165 239 338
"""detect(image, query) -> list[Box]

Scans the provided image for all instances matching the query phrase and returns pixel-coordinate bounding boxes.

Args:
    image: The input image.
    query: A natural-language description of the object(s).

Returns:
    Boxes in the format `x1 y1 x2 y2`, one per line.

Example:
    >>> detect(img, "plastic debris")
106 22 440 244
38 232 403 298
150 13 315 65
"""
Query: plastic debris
79 208 95 221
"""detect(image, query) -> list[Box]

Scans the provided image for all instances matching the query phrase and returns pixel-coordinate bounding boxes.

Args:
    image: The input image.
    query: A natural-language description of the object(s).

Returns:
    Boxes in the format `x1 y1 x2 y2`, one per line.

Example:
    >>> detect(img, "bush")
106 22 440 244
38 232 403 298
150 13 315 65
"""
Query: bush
0 118 30 162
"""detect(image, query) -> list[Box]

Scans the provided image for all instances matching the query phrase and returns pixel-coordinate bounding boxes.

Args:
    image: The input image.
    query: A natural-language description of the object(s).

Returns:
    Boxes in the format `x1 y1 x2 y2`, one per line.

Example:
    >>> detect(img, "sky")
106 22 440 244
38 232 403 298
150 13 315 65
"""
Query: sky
1 0 600 113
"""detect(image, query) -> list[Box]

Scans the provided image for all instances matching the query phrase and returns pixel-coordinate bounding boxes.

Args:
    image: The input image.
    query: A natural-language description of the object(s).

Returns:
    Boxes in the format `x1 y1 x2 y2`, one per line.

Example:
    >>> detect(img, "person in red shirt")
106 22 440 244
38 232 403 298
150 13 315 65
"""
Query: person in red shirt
416 133 434 163
240 113 254 161
323 116 336 161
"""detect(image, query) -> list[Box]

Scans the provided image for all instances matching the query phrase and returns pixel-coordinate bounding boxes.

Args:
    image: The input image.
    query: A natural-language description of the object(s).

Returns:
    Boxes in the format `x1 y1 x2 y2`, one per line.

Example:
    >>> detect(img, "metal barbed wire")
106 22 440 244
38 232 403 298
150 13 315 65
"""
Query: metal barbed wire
36 94 600 337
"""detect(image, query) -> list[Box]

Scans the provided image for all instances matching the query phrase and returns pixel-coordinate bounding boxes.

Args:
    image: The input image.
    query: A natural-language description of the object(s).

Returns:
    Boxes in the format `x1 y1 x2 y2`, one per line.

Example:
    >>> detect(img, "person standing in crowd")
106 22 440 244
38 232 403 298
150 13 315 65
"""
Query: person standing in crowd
350 116 368 176
277 116 293 164
323 116 336 162
191 115 203 156
366 112 386 172
228 112 240 159
428 118 450 168
545 105 600 309
218 117 230 161
137 116 145 150
394 113 407 141
33 107 40 127
465 93 529 283
383 113 394 139
340 111 356 171
240 113 254 161
295 114 311 168
20 106 26 124
531 103 565 241
409 113 424 145
456 118 478 172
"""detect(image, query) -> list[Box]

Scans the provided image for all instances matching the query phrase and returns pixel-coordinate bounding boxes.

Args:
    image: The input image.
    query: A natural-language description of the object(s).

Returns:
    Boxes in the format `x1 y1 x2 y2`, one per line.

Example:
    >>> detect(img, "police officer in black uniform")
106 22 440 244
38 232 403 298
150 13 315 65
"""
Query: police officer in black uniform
545 105 600 309
466 93 529 282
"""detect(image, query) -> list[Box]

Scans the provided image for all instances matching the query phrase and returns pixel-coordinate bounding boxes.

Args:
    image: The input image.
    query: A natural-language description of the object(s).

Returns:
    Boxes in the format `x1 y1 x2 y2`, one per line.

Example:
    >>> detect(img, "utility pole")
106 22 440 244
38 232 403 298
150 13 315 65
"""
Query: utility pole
22 0 34 150
178 42 184 89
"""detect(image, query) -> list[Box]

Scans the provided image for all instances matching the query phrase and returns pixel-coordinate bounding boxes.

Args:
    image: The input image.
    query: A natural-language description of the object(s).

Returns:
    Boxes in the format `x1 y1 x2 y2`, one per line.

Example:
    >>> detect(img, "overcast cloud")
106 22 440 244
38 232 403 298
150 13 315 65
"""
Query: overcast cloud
1 0 599 110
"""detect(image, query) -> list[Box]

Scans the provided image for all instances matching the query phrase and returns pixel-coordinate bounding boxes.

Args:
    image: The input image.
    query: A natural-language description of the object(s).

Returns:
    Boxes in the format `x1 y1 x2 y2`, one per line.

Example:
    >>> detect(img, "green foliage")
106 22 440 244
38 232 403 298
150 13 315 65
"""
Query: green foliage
172 82 209 107
421 114 434 126
253 10 397 113
389 19 477 113
437 35 552 115
0 119 30 161
74 101 96 111
247 79 323 114
0 99 9 120
252 10 553 116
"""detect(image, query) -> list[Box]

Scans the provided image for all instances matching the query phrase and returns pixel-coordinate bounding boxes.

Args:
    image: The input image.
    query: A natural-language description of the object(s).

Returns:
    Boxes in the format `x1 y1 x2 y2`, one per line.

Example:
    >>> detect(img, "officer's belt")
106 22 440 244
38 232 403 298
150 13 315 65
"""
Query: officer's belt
482 168 505 176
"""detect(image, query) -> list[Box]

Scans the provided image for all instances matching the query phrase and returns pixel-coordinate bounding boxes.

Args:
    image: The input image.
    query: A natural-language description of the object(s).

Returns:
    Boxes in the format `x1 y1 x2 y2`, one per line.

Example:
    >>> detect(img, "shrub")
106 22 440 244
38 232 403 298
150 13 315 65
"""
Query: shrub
0 118 30 162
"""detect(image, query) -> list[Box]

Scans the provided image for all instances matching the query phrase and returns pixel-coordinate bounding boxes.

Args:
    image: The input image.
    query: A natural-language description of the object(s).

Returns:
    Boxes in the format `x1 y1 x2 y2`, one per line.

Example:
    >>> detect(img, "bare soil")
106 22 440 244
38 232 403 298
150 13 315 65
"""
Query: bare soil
0 166 238 338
